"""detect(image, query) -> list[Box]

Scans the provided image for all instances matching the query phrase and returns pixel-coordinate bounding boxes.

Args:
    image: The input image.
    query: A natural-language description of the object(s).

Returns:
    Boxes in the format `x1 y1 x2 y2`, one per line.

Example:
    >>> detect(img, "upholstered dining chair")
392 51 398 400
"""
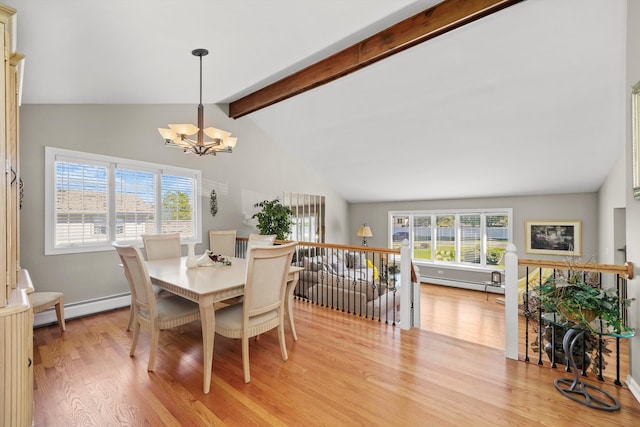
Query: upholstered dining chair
247 233 276 247
209 229 237 257
142 233 182 261
113 243 201 371
125 233 183 331
31 291 66 332
214 241 297 383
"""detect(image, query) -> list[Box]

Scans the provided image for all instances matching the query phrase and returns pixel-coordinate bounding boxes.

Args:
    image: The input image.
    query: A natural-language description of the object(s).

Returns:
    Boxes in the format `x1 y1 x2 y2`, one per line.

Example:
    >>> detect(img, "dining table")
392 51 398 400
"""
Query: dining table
145 255 303 394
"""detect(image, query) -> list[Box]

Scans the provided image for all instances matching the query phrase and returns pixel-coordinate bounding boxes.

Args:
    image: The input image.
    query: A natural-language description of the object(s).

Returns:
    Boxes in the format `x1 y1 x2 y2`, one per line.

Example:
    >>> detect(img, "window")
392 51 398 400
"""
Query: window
283 192 325 242
389 209 512 269
45 147 201 254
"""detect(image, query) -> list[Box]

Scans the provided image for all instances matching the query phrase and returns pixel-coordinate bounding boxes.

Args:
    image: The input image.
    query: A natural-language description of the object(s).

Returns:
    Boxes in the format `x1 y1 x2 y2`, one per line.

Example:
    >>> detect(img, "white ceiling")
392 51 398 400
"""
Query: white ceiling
9 0 627 203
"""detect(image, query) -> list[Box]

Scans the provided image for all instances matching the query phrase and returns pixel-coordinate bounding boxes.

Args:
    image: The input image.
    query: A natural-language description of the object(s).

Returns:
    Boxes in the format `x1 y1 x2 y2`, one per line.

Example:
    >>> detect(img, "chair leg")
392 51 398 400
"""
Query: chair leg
127 301 135 331
130 321 140 357
278 324 288 361
148 325 160 372
242 336 250 383
54 299 66 332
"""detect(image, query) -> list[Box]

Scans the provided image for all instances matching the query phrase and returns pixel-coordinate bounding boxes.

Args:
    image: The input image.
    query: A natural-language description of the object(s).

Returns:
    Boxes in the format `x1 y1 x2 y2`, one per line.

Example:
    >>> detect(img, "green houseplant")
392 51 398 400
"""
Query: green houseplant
252 198 293 240
532 269 634 374
537 272 634 335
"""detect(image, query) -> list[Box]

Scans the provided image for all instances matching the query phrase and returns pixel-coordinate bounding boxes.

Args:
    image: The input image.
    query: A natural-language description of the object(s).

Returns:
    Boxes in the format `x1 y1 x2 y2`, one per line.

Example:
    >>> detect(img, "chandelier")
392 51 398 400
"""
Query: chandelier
158 48 237 156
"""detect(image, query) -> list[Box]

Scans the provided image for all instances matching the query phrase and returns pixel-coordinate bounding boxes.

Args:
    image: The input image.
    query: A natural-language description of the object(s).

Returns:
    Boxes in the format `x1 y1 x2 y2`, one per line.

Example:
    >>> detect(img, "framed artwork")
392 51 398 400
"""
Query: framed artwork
525 220 582 256
632 81 640 199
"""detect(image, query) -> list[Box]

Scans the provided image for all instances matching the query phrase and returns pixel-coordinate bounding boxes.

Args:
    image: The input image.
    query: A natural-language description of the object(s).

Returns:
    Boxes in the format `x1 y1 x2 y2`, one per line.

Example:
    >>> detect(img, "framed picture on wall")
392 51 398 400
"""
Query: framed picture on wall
525 220 582 256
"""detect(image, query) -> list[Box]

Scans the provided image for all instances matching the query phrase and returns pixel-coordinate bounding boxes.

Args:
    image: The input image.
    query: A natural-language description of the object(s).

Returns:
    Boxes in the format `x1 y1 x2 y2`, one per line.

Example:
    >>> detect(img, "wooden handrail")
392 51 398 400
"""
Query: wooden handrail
518 258 634 280
237 237 402 255
238 238 633 280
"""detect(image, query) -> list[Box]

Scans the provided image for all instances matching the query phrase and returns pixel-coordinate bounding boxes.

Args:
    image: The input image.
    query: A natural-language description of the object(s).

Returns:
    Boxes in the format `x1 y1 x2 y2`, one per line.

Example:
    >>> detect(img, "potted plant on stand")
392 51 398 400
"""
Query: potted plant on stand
252 198 293 240
533 269 634 376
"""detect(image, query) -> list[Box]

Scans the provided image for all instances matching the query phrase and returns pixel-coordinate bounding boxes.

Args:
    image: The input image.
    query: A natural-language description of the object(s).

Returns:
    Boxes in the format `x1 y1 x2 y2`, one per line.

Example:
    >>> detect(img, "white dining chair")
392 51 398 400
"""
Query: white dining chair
125 233 181 331
214 241 297 383
209 229 237 257
113 243 201 371
247 233 276 247
142 233 182 260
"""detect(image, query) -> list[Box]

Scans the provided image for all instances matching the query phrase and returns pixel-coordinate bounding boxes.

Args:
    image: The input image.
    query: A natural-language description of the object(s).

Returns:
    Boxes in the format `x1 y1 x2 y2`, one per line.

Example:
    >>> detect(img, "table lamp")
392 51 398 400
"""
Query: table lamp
356 224 373 246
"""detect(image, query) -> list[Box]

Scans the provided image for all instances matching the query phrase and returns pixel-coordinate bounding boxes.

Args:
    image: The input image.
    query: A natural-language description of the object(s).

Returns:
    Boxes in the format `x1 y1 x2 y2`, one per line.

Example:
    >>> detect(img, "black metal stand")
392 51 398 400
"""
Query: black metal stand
553 329 620 411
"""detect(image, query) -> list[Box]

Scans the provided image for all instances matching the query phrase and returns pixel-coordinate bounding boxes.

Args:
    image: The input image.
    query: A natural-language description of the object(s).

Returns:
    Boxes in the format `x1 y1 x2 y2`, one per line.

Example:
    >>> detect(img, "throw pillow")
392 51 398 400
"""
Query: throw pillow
331 261 345 275
346 252 368 269
366 259 379 280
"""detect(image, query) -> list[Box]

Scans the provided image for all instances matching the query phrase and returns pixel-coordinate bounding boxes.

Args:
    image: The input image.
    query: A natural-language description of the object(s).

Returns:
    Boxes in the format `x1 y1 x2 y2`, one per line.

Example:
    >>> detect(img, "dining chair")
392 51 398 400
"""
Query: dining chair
123 233 182 331
248 233 276 248
209 229 237 257
214 241 297 383
113 243 201 371
31 291 66 332
142 233 182 260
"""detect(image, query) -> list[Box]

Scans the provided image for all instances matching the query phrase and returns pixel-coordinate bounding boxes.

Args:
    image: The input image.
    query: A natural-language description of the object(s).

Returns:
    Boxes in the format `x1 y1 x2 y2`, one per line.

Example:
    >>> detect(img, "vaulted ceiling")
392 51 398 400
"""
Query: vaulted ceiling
10 0 626 203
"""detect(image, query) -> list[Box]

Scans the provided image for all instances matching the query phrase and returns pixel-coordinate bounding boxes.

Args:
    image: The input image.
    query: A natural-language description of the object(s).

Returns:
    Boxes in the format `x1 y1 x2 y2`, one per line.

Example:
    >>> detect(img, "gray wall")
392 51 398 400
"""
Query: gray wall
19 104 349 305
349 193 599 283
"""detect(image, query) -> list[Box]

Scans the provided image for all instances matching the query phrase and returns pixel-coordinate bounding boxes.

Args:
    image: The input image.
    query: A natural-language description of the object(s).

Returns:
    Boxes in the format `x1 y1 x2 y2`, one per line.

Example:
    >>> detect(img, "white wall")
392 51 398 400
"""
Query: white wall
19 104 349 305
598 152 626 264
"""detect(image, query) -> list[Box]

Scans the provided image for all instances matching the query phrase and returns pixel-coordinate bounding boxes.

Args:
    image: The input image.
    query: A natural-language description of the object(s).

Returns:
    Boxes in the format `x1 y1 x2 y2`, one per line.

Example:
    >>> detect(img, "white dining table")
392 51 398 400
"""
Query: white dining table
145 256 302 394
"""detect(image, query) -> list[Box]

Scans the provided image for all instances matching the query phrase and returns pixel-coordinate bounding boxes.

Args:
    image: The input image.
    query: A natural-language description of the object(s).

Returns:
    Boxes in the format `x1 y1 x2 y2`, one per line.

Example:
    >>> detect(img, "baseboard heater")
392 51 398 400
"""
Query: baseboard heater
422 277 505 295
33 293 131 328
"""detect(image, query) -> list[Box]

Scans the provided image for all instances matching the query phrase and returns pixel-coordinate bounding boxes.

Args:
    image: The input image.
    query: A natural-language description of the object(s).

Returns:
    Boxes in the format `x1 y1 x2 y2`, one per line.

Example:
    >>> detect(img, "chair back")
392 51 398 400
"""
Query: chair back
113 243 157 317
142 233 181 261
243 242 297 317
248 233 276 247
209 229 237 257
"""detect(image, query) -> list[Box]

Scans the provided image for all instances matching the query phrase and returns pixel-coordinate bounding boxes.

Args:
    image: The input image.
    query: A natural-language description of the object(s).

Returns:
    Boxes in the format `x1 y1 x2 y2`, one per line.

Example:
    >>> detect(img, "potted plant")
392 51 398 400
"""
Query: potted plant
252 198 293 240
532 269 634 374
537 272 634 335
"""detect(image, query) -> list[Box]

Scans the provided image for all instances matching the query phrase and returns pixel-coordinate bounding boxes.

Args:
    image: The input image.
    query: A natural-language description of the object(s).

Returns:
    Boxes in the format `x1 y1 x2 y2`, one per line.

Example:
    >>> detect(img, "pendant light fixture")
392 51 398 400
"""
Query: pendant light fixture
158 48 237 156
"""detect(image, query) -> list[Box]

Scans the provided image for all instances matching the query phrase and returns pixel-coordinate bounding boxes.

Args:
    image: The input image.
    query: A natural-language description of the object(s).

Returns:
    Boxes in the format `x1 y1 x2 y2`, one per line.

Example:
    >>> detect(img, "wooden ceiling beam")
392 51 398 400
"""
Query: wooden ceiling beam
228 0 525 119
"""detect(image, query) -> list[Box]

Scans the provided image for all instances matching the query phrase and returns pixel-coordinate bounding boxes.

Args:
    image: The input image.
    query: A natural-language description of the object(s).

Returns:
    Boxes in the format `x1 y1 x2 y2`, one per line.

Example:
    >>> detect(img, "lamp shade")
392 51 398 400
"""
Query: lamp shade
356 225 373 238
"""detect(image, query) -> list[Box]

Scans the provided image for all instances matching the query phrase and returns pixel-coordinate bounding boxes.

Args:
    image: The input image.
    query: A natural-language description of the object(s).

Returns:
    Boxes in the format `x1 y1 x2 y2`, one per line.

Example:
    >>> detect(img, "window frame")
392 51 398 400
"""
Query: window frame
388 208 512 270
45 147 201 255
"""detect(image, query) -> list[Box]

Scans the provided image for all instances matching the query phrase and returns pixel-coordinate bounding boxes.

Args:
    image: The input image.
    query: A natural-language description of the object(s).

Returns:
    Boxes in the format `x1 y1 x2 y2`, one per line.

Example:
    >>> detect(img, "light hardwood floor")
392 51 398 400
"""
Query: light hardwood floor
420 283 631 383
33 285 640 426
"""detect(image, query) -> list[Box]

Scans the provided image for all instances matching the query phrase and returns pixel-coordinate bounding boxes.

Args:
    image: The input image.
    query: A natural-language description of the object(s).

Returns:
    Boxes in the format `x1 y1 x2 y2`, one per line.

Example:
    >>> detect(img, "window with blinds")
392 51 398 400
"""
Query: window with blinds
389 209 511 269
45 147 201 255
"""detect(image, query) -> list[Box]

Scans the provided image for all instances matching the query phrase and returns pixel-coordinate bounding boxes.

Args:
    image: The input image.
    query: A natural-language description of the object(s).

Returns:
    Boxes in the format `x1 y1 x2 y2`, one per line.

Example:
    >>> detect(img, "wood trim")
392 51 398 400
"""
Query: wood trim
519 258 634 279
228 0 525 118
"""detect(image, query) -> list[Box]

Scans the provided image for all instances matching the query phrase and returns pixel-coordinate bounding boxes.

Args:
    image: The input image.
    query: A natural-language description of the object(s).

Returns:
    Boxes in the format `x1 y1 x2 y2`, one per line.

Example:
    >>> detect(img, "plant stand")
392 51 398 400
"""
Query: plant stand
553 328 620 411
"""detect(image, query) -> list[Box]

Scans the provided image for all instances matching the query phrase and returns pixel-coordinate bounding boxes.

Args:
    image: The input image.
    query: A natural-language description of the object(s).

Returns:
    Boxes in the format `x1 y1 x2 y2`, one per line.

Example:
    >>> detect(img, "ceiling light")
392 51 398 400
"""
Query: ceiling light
158 49 237 156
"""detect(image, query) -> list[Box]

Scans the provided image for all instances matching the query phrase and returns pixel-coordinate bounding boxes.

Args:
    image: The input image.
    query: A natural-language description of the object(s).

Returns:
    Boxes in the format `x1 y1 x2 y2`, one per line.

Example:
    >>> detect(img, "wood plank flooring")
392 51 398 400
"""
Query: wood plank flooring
32 285 640 426
419 283 631 383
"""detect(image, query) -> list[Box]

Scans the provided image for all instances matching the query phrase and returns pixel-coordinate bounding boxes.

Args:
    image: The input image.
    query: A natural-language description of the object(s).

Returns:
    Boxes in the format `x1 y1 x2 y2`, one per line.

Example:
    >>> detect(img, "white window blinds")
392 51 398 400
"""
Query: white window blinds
45 147 201 255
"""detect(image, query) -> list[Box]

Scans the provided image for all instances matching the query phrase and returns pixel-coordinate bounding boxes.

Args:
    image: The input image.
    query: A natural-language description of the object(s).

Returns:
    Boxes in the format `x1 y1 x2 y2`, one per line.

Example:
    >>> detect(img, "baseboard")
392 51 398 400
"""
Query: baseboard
422 277 505 295
34 293 131 328
627 374 640 404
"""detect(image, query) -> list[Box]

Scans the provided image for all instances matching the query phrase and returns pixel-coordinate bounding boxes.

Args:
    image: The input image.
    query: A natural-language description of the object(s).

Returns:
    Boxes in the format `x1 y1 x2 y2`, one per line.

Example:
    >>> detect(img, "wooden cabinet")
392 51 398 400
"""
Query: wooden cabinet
1 271 33 427
0 3 31 426
0 3 21 307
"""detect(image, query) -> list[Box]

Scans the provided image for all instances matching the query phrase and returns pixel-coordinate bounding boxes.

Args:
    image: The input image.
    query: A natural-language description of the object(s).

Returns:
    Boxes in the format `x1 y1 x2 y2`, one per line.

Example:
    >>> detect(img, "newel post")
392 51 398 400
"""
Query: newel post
400 239 412 330
505 243 519 359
